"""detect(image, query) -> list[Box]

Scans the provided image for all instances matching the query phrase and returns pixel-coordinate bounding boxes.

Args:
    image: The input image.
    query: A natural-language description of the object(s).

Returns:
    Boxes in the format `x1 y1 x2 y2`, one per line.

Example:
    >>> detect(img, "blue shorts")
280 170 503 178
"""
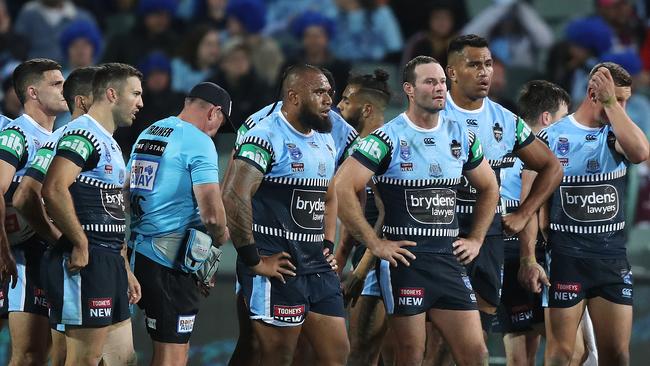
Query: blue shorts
237 261 345 327
377 253 477 315
466 235 504 307
497 254 545 333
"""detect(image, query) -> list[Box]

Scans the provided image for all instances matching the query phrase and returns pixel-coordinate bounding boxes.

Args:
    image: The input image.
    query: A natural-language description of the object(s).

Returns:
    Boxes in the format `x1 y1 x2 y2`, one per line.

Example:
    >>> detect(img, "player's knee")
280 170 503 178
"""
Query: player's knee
600 347 629 366
10 350 49 366
545 345 574 366
455 344 488 366
395 342 425 365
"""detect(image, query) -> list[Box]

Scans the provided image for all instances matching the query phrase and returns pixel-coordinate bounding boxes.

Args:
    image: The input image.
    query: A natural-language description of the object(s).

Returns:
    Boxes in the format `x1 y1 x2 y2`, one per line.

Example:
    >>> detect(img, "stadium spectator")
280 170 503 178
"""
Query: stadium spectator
400 4 457 69
0 75 20 119
171 24 221 93
59 19 102 75
389 0 468 40
0 0 28 71
191 0 229 30
13 0 96 63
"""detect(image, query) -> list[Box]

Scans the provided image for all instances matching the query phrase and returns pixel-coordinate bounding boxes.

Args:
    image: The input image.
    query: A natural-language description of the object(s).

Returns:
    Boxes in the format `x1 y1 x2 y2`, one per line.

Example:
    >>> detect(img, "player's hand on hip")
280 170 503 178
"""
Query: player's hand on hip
518 257 550 293
369 239 416 267
67 245 89 273
452 237 482 265
323 247 338 272
342 272 366 308
252 252 296 284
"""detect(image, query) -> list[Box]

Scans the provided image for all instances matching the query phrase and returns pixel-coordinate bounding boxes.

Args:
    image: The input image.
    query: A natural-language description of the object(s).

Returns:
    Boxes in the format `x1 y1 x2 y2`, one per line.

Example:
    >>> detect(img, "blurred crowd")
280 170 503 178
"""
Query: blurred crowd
2 0 650 226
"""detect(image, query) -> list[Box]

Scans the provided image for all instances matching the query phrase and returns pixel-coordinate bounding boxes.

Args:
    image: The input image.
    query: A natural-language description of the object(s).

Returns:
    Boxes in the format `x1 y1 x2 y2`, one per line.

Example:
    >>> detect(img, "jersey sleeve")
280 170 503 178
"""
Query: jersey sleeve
0 126 28 170
55 130 100 170
463 130 484 171
23 143 56 182
513 116 535 152
536 128 550 147
186 132 220 185
234 128 275 174
351 129 393 175
234 116 257 151
337 129 360 167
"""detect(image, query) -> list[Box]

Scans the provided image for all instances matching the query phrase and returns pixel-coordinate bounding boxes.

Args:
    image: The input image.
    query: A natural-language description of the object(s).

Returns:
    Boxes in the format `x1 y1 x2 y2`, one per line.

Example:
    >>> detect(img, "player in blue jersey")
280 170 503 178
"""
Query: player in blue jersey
336 56 500 365
127 82 231 365
41 63 143 365
0 58 67 366
224 64 349 366
14 66 141 366
497 80 570 365
528 63 649 366
0 114 10 129
443 35 562 335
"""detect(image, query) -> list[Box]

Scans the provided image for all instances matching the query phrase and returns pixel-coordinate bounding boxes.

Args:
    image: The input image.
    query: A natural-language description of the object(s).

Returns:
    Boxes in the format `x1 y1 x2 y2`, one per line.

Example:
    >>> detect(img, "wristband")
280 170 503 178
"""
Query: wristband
237 244 261 267
602 96 616 107
520 256 537 266
323 239 335 254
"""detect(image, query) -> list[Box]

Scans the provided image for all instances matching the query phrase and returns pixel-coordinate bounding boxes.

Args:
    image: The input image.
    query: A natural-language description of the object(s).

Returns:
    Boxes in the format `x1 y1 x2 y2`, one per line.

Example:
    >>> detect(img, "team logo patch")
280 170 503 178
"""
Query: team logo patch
146 316 157 330
291 162 304 172
273 305 305 323
557 137 570 156
621 270 633 285
287 143 302 160
88 298 112 318
33 138 41 150
586 159 600 173
492 122 503 142
429 162 442 177
450 140 462 159
177 315 195 333
130 159 159 191
119 169 125 185
103 142 111 162
318 161 327 177
399 140 411 160
462 275 473 290
400 162 414 172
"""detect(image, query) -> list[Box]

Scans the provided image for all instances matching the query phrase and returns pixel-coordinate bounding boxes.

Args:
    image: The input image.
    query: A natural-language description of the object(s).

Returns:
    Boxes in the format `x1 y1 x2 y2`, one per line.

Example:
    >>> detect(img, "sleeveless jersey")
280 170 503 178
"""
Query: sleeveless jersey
0 114 52 245
127 117 220 266
235 101 359 167
539 115 628 258
352 113 484 254
53 114 126 252
443 92 534 236
235 111 336 274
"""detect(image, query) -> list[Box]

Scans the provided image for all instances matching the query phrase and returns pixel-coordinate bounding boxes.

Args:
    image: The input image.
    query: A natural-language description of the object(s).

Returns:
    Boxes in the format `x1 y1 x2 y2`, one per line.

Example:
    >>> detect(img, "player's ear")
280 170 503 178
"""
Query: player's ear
446 65 456 83
362 103 372 118
403 82 414 98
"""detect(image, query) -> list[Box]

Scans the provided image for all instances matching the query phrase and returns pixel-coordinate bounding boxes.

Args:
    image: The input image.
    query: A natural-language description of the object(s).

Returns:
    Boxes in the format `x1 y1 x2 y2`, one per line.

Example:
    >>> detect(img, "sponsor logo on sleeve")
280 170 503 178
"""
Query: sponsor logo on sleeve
291 189 326 229
58 135 93 160
31 148 54 174
405 188 456 224
356 135 388 164
273 304 305 323
398 287 424 306
130 159 159 191
560 185 618 222
89 298 112 317
238 144 271 171
0 129 26 158
177 315 195 333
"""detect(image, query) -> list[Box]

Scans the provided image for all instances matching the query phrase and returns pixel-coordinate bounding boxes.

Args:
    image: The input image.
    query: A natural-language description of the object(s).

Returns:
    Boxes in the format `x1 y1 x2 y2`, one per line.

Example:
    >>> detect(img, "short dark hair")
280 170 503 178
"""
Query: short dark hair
63 66 100 112
447 34 489 58
403 56 439 84
12 58 62 105
281 63 323 96
518 80 570 124
347 68 391 107
92 63 143 100
588 62 632 87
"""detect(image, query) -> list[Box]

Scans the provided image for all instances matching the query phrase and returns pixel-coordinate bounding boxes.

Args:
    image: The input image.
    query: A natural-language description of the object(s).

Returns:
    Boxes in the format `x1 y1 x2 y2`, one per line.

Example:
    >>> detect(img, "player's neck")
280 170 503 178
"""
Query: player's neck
281 107 311 135
359 115 384 137
23 103 55 132
406 108 439 130
88 104 116 134
573 100 602 129
449 88 484 111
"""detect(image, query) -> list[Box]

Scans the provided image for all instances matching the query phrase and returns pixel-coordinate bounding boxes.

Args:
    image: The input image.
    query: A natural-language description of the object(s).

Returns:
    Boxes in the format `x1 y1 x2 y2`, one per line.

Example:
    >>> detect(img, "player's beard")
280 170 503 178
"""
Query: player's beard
299 104 332 133
344 108 363 130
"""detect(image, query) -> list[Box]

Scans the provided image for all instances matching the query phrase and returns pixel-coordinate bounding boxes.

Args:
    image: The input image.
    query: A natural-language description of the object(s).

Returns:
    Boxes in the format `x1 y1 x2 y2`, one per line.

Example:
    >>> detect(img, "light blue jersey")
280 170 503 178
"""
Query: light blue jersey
443 93 535 236
235 111 336 274
53 114 126 252
0 114 11 129
352 113 484 254
0 114 53 245
539 114 628 258
24 125 67 183
235 101 359 167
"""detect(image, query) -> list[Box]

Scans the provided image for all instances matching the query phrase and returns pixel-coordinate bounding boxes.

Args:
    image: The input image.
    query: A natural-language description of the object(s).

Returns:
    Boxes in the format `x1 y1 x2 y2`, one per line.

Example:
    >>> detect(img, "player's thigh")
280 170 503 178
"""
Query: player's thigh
65 325 111 363
349 295 387 349
503 332 541 366
388 313 427 355
544 302 585 357
252 320 302 358
51 327 67 366
8 311 50 352
101 319 136 366
428 308 487 364
302 312 349 364
587 297 632 355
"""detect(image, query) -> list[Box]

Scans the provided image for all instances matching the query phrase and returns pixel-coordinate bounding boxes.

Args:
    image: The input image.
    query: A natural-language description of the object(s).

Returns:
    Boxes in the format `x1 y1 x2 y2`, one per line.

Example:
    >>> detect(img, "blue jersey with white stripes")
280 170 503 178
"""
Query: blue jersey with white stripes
53 114 126 252
352 113 484 254
443 93 535 236
0 114 53 245
235 101 359 167
235 111 337 274
539 114 628 258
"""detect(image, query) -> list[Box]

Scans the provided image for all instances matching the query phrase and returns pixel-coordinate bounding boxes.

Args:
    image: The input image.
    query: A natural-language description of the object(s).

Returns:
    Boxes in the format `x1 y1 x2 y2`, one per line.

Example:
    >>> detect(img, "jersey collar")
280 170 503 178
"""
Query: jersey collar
402 112 442 132
20 113 53 135
83 113 114 139
446 91 485 114
568 114 601 131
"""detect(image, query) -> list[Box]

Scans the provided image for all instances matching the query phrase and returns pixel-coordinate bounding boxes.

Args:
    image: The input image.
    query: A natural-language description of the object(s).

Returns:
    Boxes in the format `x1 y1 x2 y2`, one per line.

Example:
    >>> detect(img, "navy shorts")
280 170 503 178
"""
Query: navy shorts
466 235 504 307
377 253 477 315
134 252 201 343
0 238 49 318
544 251 633 308
237 261 345 327
497 255 545 333
43 246 130 327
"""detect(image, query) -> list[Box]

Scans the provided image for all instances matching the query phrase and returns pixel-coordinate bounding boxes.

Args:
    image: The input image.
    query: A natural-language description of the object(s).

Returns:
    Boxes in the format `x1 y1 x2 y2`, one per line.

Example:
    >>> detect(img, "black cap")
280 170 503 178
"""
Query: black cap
188 82 232 125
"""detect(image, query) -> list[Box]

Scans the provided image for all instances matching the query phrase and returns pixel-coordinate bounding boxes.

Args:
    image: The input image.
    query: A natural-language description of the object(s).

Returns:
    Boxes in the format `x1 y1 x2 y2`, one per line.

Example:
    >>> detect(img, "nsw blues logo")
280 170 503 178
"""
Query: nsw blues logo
450 140 462 159
586 159 601 173
318 162 326 177
286 143 302 160
429 161 442 177
492 122 503 142
399 140 411 160
557 137 570 156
